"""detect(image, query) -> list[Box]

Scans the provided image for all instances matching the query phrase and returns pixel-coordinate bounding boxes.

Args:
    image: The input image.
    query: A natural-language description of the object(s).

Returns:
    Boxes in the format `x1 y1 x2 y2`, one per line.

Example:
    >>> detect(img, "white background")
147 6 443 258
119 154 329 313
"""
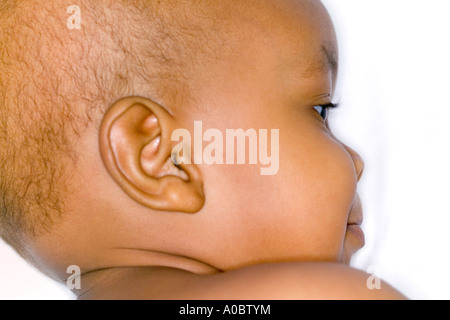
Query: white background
324 0 450 300
1 0 450 300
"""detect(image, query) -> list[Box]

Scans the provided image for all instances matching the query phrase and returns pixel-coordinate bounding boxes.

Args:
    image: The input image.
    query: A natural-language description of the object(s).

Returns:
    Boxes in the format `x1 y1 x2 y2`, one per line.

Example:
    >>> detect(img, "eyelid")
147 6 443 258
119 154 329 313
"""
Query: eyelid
321 102 340 110
313 102 340 111
313 102 340 121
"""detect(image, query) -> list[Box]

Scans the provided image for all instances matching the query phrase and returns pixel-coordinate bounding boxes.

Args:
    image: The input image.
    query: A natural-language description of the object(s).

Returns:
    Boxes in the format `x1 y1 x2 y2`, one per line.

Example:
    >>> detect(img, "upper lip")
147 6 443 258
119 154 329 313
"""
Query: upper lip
347 194 363 226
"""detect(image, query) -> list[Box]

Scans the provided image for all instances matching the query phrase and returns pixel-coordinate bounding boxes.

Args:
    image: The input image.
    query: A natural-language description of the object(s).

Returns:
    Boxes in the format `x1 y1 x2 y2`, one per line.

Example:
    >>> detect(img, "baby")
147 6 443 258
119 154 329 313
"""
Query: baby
0 0 405 299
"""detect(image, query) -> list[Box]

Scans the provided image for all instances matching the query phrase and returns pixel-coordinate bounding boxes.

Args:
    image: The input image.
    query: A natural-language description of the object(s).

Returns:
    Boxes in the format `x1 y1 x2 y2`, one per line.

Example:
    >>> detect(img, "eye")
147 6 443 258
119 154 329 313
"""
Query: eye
313 103 339 121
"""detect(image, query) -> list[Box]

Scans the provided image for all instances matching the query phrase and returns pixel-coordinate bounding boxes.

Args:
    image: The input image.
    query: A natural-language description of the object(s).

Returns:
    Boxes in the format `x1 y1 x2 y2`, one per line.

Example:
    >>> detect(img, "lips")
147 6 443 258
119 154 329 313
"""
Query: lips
347 194 363 227
345 194 365 248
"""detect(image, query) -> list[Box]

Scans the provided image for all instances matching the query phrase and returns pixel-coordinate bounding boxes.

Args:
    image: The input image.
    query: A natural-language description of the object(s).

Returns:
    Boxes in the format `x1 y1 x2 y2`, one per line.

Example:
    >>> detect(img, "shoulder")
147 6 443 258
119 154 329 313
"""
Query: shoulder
187 262 407 300
79 263 407 300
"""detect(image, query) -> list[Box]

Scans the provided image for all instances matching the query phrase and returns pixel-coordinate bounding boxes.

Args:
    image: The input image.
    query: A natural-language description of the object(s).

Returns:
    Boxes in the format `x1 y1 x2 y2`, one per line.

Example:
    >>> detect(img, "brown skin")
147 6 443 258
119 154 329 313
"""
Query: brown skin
26 0 406 299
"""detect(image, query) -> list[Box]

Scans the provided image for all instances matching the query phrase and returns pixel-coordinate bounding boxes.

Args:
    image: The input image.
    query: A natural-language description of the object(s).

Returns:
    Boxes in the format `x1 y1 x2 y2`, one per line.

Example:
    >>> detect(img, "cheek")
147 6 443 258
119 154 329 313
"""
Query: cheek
264 132 358 258
193 124 358 265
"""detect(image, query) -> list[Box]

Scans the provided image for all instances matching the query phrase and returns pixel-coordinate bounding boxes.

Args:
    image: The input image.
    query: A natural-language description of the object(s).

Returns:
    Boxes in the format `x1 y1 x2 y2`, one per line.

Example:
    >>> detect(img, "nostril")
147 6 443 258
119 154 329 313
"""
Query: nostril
356 164 365 182
343 145 365 182
353 153 365 182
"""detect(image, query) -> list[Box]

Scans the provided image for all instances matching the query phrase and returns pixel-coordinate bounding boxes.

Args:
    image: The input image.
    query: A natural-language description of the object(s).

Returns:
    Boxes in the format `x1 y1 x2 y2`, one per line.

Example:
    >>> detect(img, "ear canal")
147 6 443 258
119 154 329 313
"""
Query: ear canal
172 151 182 168
100 97 205 213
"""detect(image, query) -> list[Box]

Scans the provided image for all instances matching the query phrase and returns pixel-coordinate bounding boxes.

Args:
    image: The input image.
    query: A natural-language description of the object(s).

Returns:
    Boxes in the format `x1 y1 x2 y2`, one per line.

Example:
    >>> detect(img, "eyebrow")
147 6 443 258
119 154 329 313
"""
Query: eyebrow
302 45 338 78
322 45 338 76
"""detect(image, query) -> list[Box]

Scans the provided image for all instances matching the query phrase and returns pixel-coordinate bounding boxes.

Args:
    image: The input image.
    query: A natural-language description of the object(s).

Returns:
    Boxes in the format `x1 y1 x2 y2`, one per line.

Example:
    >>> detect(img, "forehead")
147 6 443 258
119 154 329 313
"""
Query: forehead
185 0 338 100
190 0 338 80
233 0 337 73
130 0 338 111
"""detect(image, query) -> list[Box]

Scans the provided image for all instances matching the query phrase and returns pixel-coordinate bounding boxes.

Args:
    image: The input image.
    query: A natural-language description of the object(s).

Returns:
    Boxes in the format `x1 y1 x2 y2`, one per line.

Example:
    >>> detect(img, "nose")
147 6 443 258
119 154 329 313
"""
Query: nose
330 134 366 182
344 145 365 182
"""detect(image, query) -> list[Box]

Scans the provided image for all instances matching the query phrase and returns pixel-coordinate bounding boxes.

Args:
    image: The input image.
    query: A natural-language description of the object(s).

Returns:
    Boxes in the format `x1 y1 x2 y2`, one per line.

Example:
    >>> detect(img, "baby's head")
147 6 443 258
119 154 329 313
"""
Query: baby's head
0 0 365 282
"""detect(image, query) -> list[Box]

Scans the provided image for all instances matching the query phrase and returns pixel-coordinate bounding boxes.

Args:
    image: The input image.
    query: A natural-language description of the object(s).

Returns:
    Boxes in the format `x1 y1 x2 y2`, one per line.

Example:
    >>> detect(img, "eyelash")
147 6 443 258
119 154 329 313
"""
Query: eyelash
313 103 340 121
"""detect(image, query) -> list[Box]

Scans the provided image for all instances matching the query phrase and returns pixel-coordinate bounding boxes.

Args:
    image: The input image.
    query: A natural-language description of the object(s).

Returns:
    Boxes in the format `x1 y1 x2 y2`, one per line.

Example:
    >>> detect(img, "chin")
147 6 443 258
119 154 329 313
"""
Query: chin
341 236 365 265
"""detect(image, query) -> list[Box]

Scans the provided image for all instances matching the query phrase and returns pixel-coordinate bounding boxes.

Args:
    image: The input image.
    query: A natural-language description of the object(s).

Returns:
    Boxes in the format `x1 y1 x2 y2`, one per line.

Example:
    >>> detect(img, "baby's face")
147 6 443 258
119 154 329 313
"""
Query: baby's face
169 0 365 268
30 0 365 277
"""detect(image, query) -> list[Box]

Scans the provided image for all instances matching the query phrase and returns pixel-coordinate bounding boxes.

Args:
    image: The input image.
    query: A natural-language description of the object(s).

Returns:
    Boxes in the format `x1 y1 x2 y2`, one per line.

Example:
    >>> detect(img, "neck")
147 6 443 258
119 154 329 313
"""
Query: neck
73 248 221 299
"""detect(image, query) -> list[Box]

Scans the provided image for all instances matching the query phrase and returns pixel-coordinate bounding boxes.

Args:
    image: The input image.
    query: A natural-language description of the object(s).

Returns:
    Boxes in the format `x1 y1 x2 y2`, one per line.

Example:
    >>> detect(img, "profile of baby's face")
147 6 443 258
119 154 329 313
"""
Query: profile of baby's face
1 0 365 282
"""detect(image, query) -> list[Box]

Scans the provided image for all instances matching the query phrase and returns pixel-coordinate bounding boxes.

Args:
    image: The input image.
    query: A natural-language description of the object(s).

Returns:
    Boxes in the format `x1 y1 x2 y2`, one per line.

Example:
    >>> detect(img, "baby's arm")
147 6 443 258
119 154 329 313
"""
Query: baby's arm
79 263 406 300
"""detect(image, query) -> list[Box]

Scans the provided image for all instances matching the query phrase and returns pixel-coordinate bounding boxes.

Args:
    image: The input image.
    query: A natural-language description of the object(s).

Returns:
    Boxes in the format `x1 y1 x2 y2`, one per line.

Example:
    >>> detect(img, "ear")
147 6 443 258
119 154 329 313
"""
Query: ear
99 97 205 213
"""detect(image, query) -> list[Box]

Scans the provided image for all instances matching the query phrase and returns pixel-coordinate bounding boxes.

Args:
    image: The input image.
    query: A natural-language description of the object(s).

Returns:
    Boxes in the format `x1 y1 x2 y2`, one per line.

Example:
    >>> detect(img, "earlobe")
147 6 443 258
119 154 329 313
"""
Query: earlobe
99 97 205 213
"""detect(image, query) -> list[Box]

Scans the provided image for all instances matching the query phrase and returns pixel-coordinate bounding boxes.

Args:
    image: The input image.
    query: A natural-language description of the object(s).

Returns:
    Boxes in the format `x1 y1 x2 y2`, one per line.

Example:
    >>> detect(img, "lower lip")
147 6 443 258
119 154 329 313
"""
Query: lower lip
347 225 365 246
